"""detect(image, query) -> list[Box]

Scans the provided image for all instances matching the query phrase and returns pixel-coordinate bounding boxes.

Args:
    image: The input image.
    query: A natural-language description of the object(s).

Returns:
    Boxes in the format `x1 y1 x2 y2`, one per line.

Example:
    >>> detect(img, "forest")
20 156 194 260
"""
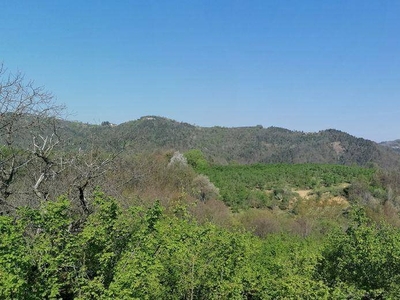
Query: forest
3 66 400 299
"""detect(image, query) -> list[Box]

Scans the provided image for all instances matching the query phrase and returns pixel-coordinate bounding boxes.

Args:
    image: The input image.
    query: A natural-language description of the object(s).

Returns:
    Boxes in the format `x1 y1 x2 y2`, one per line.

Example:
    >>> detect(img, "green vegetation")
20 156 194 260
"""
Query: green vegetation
3 67 400 299
197 163 376 210
2 147 400 298
3 191 400 298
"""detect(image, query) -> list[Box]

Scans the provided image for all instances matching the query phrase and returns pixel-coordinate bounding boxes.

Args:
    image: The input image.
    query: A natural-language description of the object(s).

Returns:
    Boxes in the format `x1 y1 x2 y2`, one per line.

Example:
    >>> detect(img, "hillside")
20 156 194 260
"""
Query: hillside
57 116 400 170
380 139 400 153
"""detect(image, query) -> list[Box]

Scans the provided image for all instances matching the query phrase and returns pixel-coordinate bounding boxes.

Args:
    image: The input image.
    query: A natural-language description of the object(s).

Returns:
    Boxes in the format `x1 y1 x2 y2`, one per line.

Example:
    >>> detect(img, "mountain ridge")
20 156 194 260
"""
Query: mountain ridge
57 115 400 170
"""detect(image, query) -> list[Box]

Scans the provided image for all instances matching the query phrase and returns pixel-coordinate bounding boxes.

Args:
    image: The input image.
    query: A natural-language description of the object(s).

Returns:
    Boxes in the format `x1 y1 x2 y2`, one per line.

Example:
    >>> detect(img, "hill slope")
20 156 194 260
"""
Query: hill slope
380 140 400 153
58 116 400 169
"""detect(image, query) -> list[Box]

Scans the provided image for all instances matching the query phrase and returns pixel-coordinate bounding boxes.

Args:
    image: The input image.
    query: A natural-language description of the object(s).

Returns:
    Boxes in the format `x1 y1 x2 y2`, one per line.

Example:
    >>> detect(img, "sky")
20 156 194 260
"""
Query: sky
1 1 400 142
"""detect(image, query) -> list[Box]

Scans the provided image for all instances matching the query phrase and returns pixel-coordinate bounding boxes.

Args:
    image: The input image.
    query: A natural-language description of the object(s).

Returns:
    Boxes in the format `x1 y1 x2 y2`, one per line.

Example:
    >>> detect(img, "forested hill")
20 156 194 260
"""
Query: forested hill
380 139 400 153
60 116 400 169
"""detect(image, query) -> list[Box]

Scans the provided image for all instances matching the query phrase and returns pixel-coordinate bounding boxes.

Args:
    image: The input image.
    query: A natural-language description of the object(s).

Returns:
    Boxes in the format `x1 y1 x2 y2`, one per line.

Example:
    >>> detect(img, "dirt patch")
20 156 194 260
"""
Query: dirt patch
294 189 312 199
326 196 349 206
332 141 345 155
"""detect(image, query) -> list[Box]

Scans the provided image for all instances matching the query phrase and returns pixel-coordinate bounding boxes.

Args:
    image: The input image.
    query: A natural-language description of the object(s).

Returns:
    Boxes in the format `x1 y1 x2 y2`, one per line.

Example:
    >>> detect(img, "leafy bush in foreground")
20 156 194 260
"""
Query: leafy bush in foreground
2 192 400 299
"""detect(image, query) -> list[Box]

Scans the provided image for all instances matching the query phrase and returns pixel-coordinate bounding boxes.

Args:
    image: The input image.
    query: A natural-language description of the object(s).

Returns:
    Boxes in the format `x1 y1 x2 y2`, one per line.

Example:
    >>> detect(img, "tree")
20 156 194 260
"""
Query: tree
67 148 117 214
191 174 219 202
184 149 208 170
0 65 117 214
317 207 400 298
168 151 187 168
0 64 65 211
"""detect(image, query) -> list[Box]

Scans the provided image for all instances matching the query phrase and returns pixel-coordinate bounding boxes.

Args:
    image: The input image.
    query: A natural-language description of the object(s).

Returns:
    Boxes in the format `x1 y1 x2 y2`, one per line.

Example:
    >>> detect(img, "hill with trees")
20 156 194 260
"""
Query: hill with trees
380 139 400 153
56 116 400 170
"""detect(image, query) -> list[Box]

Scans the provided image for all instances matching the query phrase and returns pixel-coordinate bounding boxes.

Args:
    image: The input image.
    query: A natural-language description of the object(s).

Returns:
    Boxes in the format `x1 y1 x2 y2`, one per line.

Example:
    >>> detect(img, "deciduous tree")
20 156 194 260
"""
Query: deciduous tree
0 64 65 211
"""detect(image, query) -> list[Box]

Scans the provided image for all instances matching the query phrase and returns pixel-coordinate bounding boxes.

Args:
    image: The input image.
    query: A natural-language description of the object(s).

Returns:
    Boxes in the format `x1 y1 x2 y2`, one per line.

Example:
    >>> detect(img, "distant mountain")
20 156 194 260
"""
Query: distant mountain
380 140 400 153
56 116 400 170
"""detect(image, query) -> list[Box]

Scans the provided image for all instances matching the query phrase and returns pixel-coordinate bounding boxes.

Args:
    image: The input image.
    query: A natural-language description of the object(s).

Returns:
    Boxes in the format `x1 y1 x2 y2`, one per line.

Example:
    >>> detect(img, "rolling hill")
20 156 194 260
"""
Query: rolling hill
57 116 400 170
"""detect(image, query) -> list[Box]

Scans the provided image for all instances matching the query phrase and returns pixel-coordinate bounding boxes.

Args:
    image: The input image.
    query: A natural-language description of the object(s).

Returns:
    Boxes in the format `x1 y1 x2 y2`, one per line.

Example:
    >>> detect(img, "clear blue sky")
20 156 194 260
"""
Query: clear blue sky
2 1 399 142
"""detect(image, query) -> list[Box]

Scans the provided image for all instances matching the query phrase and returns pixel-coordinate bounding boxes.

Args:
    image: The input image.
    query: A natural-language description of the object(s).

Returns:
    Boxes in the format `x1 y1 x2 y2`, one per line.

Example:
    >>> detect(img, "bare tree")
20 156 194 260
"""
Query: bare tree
0 64 124 215
29 132 66 200
67 147 118 214
0 64 65 211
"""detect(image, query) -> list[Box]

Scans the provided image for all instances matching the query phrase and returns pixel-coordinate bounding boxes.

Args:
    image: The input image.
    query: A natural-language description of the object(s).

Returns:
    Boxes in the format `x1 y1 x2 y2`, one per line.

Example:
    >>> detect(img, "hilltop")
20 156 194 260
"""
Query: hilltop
57 116 400 170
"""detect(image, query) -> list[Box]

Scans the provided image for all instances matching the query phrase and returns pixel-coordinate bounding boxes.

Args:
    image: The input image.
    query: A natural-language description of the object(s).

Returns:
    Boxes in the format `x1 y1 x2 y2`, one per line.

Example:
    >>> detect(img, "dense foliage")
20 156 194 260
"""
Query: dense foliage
2 191 400 299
